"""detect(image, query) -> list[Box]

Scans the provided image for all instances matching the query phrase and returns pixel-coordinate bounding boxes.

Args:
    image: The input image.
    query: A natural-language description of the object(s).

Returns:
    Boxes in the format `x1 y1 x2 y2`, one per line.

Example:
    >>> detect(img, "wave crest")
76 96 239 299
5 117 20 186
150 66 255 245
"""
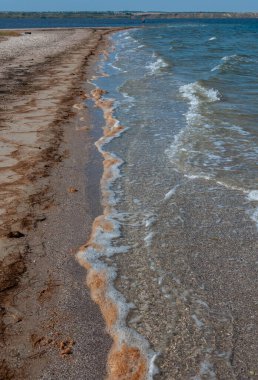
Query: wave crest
146 56 168 75
211 54 252 73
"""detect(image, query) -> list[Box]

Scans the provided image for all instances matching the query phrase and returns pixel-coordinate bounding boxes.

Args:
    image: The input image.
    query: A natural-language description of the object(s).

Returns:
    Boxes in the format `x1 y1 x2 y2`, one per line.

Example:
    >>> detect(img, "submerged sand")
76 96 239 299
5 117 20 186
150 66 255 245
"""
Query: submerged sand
0 28 116 379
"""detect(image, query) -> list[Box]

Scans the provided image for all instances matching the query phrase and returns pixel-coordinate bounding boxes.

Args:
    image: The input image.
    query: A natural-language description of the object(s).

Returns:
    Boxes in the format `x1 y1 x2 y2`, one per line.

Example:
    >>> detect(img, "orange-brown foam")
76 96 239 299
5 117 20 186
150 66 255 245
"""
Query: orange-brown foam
101 99 114 108
108 344 147 380
78 258 148 379
77 255 92 271
87 269 117 330
80 241 103 252
92 215 114 233
104 125 125 138
92 88 107 100
77 84 149 379
103 155 120 169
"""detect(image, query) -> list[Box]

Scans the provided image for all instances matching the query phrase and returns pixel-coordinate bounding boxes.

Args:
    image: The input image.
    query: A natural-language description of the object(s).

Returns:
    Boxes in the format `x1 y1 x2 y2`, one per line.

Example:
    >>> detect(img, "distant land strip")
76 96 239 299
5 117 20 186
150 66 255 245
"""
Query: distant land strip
0 11 258 19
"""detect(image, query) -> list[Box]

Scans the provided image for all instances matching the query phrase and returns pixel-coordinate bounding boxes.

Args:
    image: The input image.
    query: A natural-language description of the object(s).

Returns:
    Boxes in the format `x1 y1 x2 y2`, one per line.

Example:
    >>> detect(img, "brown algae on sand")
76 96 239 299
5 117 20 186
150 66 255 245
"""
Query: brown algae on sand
77 83 157 379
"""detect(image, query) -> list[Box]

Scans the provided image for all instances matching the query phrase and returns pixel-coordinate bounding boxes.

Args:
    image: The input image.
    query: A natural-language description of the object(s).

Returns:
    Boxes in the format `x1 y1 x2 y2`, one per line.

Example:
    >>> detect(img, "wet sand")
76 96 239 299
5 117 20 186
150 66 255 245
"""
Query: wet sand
0 28 117 379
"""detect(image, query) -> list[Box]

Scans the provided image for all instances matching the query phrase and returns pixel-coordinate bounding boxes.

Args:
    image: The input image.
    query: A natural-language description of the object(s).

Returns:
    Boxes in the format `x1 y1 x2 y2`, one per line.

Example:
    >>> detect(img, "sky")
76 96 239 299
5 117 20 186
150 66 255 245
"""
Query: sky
0 0 258 12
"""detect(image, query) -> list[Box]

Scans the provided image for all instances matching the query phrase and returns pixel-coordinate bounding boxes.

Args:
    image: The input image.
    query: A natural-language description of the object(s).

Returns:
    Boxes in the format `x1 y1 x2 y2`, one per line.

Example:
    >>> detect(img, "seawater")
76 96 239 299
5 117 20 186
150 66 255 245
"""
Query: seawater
89 20 258 379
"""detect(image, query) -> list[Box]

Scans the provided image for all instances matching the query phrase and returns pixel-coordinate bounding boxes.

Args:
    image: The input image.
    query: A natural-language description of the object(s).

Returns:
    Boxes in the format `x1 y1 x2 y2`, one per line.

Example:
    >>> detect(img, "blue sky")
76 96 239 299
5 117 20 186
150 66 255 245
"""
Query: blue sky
0 1 258 12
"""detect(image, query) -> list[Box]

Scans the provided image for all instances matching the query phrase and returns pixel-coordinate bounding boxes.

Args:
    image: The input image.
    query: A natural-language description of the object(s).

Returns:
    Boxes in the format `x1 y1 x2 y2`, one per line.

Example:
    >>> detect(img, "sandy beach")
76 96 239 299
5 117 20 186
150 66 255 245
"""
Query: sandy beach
0 28 116 379
2 20 258 380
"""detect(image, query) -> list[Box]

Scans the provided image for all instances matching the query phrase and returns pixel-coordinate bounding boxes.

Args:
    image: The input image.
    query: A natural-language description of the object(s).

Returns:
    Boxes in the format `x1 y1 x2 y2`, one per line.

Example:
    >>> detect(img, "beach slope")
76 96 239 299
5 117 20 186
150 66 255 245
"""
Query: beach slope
0 28 114 379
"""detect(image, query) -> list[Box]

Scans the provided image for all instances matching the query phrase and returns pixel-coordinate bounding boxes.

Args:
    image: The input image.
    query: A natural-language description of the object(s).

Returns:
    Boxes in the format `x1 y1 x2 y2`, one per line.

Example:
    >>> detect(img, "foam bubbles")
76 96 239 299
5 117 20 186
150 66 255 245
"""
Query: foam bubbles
179 82 220 105
192 314 204 329
211 64 221 72
222 54 237 62
166 82 220 173
164 184 180 201
77 71 158 377
144 232 155 247
210 54 249 73
108 62 123 72
246 191 258 230
247 191 258 201
179 81 220 127
146 55 168 75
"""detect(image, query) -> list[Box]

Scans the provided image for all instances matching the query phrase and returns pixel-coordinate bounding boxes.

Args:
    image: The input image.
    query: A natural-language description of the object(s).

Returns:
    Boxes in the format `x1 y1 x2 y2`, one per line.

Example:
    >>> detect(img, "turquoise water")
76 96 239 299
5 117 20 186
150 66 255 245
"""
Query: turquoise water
91 21 258 378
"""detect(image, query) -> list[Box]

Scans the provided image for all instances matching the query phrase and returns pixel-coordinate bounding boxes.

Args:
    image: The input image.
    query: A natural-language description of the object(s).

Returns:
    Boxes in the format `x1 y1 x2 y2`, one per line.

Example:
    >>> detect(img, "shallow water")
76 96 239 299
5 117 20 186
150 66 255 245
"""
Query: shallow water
89 21 258 379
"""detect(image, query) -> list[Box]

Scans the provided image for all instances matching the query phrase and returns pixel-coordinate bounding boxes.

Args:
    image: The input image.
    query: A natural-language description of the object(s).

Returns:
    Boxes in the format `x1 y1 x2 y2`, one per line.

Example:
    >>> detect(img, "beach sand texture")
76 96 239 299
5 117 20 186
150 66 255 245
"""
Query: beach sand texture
2 23 258 380
0 28 115 379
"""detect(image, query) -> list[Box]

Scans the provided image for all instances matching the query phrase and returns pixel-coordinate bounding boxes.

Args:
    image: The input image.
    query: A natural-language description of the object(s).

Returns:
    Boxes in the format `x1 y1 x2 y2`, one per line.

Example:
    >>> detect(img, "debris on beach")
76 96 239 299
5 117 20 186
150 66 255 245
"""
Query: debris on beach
68 187 78 193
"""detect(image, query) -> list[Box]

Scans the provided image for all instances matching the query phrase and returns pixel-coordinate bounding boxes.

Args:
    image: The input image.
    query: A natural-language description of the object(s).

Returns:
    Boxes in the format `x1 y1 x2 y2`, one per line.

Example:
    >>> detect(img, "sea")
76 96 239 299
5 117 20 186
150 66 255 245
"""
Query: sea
85 19 258 379
3 16 258 379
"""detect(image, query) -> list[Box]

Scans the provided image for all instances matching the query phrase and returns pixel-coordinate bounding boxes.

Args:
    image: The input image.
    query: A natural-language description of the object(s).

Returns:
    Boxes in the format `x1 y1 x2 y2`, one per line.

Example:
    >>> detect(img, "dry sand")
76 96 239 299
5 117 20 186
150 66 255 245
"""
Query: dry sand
0 28 119 379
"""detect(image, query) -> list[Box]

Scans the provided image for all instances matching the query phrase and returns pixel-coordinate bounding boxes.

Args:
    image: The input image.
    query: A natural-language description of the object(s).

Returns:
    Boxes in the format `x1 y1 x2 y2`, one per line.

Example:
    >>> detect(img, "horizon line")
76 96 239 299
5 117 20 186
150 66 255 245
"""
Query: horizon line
1 10 258 13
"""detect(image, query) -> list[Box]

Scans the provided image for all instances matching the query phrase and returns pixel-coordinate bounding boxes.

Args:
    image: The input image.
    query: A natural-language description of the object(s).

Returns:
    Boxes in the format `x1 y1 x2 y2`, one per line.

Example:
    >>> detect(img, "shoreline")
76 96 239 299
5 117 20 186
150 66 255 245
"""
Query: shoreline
80 25 258 379
2 20 258 380
0 27 133 31
76 80 157 379
0 27 120 379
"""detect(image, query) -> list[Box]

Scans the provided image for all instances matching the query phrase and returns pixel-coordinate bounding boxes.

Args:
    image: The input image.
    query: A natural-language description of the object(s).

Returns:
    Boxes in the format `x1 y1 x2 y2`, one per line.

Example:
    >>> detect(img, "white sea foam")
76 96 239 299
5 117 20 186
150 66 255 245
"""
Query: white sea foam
109 62 123 71
200 360 216 380
247 190 258 201
144 232 155 247
166 79 252 197
183 174 250 197
148 353 159 378
145 215 157 228
209 36 217 41
180 82 220 105
185 173 213 181
249 208 258 229
191 360 217 380
213 140 226 152
222 54 237 62
179 81 220 126
211 64 221 72
229 124 250 136
146 56 168 75
192 314 204 329
164 184 180 200
246 191 258 230
192 175 248 193
211 54 238 72
216 180 248 194
78 69 159 377
121 91 135 104
166 82 220 168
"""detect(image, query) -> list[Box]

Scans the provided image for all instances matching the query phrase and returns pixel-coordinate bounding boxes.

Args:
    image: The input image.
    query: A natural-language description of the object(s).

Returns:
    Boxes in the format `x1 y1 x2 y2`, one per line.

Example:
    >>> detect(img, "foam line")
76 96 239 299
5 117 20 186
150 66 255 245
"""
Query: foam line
76 52 158 379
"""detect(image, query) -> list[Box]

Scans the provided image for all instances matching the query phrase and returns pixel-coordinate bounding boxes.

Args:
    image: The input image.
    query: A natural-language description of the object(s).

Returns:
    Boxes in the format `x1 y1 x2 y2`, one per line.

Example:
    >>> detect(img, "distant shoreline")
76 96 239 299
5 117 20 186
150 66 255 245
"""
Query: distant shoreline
1 11 258 19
